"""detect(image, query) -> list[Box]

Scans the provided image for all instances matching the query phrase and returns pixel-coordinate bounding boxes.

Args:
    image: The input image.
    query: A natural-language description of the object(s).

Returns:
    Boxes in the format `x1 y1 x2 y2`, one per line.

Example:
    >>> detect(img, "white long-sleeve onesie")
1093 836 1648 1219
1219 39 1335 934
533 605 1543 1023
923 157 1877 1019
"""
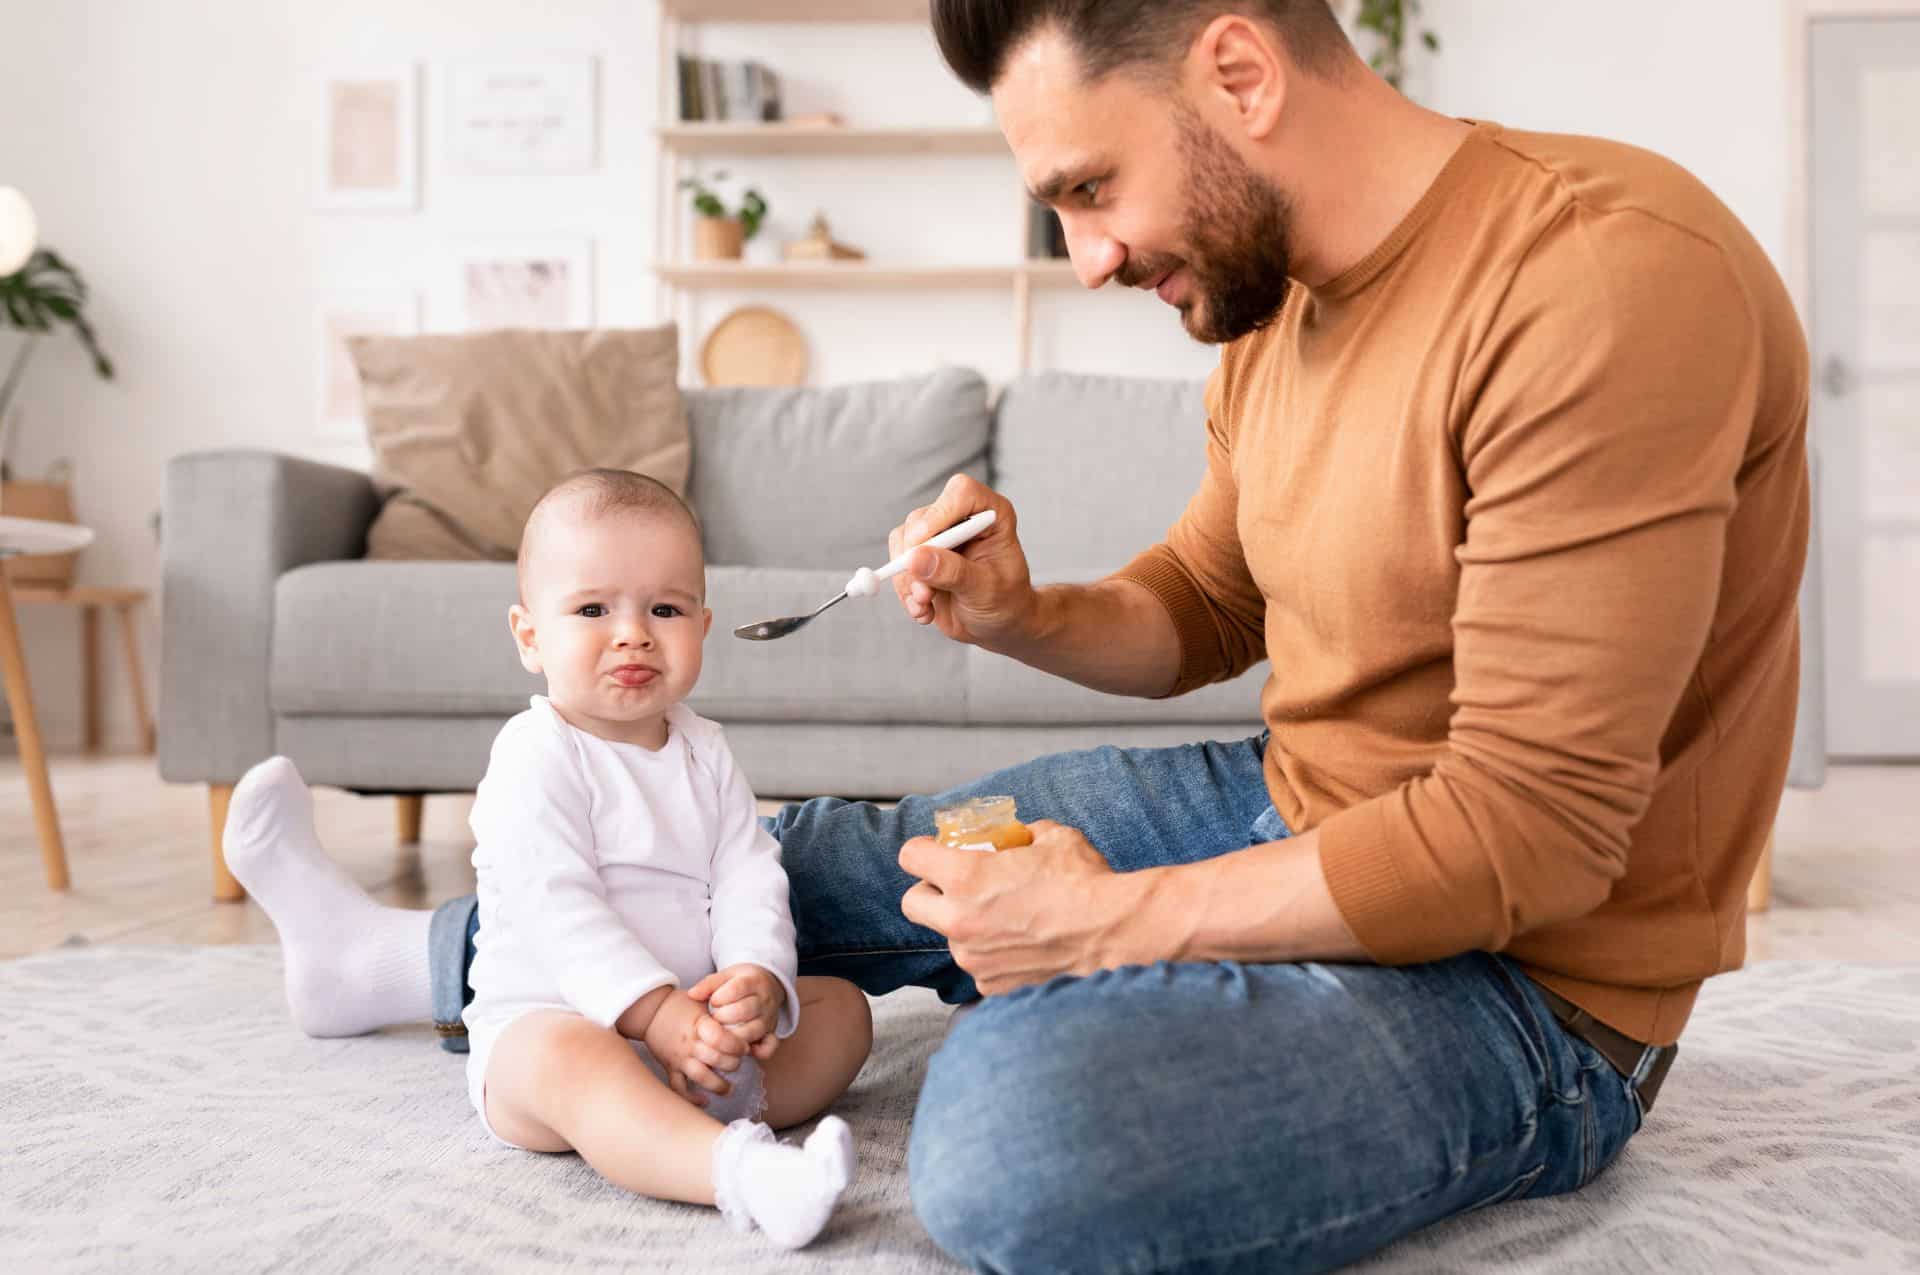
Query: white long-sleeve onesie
463 696 800 1133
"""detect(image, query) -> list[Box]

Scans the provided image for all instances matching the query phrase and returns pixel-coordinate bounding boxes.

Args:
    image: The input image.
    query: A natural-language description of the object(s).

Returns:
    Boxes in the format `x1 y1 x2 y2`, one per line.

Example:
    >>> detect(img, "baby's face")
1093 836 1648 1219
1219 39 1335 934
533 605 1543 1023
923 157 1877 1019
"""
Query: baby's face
509 509 711 748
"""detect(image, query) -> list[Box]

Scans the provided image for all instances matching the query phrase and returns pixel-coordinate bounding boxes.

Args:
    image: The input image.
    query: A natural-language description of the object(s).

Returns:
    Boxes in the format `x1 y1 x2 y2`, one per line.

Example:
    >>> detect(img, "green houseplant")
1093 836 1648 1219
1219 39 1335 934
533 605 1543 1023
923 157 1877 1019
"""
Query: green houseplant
0 247 115 480
1353 0 1440 93
680 171 769 262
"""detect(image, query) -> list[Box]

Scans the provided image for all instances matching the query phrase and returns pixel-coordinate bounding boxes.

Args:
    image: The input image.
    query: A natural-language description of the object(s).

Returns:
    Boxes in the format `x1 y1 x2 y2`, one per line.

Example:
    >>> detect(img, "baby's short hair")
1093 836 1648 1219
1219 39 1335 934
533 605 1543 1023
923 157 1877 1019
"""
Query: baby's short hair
517 468 702 597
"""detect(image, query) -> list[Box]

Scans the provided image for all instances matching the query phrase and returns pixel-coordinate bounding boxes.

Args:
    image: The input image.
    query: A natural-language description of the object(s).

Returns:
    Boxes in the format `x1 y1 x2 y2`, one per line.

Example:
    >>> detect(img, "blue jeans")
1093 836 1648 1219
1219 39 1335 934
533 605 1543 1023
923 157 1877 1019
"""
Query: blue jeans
431 735 1642 1273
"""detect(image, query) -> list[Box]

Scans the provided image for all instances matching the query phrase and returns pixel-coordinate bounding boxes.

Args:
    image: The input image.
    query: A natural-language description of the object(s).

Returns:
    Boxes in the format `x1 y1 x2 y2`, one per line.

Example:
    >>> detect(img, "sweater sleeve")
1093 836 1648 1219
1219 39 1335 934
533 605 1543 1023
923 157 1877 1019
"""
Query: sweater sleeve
1317 208 1761 962
471 717 678 1029
1113 362 1269 695
700 726 801 1038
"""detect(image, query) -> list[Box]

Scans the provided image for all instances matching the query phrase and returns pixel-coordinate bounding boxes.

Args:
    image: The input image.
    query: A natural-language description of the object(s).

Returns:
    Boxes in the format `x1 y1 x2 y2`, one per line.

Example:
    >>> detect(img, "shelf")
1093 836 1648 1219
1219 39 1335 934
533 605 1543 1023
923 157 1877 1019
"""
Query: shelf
658 123 1006 156
657 260 1083 289
665 0 928 21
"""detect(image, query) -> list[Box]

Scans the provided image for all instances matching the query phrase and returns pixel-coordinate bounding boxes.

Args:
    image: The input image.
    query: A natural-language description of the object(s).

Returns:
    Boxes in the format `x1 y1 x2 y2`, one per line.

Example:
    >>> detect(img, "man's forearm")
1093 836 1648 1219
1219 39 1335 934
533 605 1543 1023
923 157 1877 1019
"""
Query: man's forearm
991 577 1183 698
1116 829 1371 966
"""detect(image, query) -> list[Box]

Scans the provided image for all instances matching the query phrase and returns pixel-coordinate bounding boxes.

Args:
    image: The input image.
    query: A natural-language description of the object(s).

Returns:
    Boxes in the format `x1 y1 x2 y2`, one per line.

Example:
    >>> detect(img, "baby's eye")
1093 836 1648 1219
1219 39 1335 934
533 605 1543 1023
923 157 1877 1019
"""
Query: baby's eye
577 604 607 618
651 604 682 619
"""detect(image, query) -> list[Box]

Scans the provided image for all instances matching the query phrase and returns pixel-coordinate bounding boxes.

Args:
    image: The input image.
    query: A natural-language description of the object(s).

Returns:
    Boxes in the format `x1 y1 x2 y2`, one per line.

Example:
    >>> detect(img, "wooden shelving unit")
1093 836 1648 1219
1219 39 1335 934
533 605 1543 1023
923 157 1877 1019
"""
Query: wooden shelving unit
654 2 1073 374
657 123 1007 156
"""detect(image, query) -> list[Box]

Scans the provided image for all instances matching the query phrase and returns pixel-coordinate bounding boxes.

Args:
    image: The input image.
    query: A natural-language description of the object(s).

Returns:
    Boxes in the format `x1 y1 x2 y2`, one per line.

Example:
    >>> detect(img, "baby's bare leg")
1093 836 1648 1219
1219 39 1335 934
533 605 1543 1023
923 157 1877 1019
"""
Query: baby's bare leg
760 977 874 1130
484 1009 723 1204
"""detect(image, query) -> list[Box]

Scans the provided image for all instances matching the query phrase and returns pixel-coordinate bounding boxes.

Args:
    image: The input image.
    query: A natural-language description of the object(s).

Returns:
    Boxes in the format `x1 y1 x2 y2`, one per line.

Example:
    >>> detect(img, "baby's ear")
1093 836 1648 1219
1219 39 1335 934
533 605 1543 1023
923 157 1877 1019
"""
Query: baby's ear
508 604 543 674
702 608 714 639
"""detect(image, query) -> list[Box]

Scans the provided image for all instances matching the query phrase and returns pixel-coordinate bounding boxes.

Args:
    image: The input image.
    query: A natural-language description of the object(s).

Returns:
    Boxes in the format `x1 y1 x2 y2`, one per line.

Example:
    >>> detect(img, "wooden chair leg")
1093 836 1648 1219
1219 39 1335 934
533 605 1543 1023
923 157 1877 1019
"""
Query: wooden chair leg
210 782 244 902
115 603 156 755
0 569 70 890
1747 832 1773 913
397 794 425 845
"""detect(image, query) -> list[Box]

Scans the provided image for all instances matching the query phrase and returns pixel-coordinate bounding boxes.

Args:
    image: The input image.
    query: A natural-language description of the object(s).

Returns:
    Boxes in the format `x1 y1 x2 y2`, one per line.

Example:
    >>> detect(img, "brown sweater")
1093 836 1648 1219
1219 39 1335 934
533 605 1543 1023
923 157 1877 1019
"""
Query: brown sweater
1117 122 1809 1046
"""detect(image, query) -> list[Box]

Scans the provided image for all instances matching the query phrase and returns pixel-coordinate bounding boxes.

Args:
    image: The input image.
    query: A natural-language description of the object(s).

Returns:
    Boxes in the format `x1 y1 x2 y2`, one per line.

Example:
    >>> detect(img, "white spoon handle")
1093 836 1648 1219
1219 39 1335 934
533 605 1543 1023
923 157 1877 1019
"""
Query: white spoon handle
846 508 998 596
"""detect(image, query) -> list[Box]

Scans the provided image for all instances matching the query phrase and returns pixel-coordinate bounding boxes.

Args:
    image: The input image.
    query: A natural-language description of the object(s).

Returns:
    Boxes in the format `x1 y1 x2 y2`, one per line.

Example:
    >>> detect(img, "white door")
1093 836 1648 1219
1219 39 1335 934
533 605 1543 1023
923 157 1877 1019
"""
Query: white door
1811 16 1920 757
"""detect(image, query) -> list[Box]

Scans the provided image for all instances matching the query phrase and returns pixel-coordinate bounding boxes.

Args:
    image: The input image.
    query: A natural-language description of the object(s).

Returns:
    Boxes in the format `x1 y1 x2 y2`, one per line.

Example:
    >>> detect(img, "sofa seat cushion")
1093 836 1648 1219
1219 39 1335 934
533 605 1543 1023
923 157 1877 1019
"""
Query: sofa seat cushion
271 562 969 723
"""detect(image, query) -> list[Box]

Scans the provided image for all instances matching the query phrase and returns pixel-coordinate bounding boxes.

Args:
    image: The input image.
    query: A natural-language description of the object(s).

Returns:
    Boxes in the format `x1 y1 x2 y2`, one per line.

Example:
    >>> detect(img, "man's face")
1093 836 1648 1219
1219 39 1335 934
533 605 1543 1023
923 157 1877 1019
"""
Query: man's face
994 28 1297 344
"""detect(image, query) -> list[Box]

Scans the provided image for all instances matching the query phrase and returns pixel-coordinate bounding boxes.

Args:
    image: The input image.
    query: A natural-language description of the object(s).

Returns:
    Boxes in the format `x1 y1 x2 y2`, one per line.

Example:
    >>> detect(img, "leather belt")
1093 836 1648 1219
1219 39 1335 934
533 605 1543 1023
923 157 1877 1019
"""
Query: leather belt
1532 983 1676 1113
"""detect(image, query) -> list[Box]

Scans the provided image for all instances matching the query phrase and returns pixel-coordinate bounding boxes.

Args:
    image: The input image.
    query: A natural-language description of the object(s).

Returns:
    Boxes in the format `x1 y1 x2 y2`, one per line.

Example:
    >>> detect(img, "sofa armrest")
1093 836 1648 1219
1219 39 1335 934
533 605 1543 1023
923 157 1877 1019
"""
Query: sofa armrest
159 451 380 783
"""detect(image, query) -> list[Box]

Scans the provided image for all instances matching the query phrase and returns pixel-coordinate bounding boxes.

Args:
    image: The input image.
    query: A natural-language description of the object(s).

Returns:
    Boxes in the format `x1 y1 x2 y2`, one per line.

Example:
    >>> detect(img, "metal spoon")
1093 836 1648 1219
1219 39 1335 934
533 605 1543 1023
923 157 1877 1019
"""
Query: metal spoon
733 509 998 641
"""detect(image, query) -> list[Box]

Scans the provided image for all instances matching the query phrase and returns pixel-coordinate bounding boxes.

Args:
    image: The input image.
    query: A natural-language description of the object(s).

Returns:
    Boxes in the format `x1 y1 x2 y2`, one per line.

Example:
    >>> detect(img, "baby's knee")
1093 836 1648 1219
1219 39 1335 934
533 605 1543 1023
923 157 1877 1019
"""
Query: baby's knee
802 976 873 1060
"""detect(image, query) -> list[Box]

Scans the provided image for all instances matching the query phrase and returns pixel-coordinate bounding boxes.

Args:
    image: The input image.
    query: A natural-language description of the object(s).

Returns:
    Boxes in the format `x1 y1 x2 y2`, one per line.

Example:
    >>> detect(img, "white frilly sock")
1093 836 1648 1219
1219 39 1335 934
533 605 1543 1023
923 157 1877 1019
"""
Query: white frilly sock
711 1115 856 1249
223 756 433 1037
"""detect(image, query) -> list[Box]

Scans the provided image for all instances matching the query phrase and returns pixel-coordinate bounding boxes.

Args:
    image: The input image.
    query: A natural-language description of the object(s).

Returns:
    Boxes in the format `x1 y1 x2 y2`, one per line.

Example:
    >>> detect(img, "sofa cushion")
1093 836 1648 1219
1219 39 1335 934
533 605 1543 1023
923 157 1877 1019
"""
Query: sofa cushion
271 561 969 724
350 325 688 561
992 371 1209 573
686 367 990 569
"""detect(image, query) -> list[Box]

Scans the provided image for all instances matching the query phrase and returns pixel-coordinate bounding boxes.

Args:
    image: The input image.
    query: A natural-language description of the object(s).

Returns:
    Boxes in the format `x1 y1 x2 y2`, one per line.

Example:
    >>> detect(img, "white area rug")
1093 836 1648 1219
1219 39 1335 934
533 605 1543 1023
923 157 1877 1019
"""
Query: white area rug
2 949 1917 1273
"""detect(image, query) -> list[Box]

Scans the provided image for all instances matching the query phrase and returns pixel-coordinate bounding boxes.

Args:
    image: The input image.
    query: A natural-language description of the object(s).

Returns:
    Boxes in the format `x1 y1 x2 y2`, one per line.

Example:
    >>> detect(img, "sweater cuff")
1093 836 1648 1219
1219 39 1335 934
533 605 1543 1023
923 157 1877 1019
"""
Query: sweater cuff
1113 547 1230 697
1315 798 1432 966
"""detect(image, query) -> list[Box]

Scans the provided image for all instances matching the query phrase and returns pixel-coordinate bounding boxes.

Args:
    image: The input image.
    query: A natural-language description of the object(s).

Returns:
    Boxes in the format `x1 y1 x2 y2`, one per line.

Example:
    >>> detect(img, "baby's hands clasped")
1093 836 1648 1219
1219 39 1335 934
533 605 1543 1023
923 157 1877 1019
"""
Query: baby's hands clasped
691 965 787 1061
639 987 748 1106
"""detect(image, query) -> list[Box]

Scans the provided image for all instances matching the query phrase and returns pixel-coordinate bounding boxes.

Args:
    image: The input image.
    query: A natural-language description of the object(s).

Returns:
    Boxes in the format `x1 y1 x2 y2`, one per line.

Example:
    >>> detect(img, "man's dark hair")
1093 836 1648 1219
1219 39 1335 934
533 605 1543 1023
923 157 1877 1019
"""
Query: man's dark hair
931 1 1352 95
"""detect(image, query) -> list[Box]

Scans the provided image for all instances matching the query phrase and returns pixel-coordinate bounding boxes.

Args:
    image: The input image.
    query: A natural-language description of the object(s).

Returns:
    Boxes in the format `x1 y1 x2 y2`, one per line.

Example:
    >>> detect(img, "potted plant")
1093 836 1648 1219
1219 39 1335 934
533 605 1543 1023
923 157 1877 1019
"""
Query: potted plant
0 246 115 587
1353 0 1440 93
680 171 768 262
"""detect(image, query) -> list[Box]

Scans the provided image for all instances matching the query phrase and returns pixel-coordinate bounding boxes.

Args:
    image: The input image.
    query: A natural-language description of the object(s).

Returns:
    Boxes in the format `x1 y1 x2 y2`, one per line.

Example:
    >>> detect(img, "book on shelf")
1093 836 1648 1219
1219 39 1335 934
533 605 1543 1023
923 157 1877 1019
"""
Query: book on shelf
677 56 783 123
1026 204 1070 260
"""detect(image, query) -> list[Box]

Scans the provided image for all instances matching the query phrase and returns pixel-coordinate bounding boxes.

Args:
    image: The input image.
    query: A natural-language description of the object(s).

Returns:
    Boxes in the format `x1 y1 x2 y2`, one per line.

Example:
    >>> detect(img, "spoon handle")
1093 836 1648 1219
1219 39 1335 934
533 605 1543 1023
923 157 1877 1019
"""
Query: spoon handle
872 509 998 584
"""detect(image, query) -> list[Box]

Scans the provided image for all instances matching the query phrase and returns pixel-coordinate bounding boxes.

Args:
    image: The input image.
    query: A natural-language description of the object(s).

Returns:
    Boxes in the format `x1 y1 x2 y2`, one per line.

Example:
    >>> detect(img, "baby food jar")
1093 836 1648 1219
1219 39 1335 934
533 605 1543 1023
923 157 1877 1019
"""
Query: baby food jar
933 796 1034 852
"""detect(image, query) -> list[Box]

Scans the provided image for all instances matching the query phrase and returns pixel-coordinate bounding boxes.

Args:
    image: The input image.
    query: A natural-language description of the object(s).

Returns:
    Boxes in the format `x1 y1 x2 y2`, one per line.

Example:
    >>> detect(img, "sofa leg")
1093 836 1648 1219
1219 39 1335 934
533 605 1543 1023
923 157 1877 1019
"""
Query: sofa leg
396 794 424 845
210 783 244 903
1747 832 1773 913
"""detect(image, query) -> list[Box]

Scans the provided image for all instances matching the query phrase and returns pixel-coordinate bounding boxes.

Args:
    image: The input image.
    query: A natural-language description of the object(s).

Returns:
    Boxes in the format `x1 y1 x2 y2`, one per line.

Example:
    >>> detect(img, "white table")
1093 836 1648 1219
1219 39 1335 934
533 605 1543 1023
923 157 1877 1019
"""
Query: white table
0 515 97 890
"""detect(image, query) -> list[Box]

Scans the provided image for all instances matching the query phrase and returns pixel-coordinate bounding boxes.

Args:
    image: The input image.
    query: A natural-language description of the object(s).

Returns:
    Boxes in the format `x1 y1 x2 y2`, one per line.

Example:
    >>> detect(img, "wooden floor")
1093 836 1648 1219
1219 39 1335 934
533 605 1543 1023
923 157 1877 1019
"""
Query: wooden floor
3 755 1916 962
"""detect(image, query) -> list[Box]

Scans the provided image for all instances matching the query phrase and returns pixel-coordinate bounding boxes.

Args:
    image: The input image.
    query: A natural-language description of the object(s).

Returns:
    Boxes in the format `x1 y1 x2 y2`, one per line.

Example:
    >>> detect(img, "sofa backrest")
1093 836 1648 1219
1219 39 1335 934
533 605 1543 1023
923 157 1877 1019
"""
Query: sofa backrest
685 367 991 569
992 371 1210 571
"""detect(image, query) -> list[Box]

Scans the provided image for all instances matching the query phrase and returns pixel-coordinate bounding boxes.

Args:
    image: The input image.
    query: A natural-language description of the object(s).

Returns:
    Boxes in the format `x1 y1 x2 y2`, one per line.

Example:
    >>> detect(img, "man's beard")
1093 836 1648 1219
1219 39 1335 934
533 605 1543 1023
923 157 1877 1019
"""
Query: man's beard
1119 109 1296 345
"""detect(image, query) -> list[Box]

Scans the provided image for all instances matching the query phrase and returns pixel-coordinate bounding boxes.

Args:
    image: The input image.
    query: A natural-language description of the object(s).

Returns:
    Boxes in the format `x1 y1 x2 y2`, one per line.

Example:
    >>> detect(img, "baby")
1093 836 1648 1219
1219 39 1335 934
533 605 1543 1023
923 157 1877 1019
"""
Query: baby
461 468 872 1247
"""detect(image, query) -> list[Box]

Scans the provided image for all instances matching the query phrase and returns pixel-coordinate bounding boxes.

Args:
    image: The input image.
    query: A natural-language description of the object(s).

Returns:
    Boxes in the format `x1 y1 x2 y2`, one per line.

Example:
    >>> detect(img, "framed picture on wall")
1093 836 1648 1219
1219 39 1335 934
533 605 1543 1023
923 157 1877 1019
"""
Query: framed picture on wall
442 237 594 330
315 290 420 441
312 65 420 210
446 57 598 175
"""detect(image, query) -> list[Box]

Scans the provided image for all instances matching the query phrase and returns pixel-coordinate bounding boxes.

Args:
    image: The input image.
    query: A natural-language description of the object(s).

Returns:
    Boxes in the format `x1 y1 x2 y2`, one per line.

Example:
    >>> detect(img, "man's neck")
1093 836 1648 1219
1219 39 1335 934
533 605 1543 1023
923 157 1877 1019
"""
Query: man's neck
1277 75 1474 289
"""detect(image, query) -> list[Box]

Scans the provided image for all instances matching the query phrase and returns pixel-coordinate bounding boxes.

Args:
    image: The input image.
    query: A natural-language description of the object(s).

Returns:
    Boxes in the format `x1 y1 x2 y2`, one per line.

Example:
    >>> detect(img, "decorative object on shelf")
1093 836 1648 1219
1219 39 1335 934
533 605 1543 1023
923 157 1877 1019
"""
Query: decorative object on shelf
445 237 594 330
1351 0 1440 93
314 290 421 441
783 212 866 262
700 305 808 387
676 55 782 122
681 171 768 262
0 241 114 487
0 460 83 589
0 186 36 276
312 65 419 210
447 57 598 176
784 112 845 129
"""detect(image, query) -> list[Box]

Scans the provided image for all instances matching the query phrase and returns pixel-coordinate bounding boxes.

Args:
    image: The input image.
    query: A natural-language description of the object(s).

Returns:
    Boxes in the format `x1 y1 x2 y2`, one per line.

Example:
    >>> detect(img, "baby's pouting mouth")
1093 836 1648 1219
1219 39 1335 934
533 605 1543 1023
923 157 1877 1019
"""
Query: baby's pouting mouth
609 664 660 688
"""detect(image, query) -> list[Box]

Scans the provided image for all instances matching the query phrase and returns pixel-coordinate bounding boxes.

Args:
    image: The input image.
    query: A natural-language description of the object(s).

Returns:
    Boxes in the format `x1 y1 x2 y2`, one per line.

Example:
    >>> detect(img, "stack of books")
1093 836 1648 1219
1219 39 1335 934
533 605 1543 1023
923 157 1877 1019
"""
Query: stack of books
677 57 784 122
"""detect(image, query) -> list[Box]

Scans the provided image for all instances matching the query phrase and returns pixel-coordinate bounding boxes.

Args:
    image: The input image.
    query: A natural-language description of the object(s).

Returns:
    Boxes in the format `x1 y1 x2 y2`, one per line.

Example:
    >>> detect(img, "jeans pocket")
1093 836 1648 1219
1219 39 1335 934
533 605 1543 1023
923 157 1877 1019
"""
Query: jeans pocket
1463 1162 1546 1214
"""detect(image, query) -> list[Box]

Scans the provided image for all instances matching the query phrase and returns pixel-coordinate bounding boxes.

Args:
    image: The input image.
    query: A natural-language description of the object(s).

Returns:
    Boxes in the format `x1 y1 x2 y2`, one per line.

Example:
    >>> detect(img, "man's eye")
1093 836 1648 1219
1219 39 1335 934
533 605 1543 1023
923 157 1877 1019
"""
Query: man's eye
1078 178 1102 203
651 605 682 619
577 604 606 618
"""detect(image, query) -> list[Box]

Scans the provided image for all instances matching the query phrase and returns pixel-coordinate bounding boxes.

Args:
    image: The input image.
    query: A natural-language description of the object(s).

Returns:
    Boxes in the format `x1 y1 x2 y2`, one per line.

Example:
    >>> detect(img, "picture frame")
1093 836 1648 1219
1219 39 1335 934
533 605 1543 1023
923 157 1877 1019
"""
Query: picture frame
314 290 421 441
442 236 595 331
446 57 598 176
312 65 420 211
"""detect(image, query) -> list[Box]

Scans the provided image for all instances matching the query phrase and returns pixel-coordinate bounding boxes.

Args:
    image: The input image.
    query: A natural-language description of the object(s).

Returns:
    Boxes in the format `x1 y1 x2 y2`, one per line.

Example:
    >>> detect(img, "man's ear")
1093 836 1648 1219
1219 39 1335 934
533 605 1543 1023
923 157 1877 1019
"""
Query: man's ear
1194 14 1287 143
509 604 543 674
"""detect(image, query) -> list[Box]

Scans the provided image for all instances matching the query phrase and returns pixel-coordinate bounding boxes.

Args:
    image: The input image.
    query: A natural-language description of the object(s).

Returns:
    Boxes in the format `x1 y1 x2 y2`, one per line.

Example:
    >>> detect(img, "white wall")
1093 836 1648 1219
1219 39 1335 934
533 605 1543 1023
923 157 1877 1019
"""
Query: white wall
0 0 1800 753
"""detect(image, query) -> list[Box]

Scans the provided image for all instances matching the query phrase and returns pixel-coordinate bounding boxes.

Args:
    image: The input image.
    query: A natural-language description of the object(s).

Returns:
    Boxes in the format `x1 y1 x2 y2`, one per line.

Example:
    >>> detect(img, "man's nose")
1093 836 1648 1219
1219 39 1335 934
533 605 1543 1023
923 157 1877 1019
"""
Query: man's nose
1061 218 1124 290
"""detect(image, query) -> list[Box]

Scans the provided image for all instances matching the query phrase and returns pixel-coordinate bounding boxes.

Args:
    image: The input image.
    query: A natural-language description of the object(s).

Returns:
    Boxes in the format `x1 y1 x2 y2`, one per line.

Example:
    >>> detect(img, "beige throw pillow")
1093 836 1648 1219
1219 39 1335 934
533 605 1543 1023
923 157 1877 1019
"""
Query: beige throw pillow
348 326 689 561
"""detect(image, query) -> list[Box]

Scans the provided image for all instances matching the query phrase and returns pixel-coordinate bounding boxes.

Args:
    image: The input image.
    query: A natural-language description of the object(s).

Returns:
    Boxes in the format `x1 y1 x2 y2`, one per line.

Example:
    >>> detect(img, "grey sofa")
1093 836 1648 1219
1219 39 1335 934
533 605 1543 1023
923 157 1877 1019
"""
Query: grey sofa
160 368 1266 896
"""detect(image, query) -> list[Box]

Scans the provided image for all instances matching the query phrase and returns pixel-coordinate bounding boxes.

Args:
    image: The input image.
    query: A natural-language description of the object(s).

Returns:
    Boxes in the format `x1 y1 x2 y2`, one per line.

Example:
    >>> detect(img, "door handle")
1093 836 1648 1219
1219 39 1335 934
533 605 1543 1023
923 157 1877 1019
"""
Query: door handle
1820 354 1854 399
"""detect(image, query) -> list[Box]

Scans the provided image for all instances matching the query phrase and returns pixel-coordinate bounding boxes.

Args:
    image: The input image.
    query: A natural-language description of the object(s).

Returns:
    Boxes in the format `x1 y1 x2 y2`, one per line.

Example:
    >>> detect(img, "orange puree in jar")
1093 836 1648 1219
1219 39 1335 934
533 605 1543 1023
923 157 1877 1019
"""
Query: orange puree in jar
933 796 1033 852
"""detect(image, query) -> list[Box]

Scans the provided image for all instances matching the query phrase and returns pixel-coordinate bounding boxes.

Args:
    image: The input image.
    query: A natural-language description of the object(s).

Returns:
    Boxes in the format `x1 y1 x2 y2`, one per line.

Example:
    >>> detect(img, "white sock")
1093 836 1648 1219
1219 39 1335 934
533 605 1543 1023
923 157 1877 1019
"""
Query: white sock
711 1116 856 1250
223 756 434 1037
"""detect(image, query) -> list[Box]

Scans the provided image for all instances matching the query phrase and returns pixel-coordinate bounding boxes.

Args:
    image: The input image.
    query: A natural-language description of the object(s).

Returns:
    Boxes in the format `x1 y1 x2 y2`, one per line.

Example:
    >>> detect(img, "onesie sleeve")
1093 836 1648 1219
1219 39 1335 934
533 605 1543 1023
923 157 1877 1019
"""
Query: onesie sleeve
699 726 802 1039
